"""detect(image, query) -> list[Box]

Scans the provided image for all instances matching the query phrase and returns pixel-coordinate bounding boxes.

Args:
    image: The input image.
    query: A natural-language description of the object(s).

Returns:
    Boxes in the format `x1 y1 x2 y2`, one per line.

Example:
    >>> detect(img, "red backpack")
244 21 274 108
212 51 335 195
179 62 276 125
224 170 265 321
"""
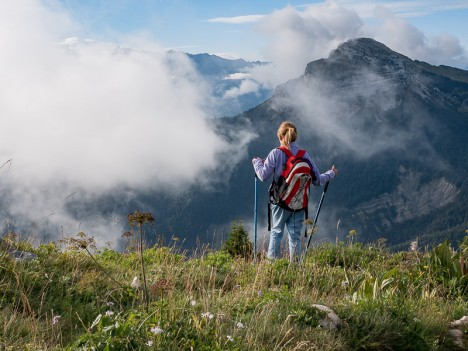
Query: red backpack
270 146 316 211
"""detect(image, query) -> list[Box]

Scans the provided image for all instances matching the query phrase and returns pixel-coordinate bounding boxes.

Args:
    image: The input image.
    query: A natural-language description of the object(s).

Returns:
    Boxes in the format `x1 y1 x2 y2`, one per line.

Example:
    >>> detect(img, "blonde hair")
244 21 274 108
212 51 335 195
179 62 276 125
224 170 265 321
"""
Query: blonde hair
277 121 297 149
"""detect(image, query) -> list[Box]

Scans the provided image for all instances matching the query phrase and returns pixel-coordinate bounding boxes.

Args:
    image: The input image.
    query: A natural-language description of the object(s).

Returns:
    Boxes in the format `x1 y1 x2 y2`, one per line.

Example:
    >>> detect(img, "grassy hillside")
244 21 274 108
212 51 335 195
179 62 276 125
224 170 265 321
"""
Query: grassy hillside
1 228 467 350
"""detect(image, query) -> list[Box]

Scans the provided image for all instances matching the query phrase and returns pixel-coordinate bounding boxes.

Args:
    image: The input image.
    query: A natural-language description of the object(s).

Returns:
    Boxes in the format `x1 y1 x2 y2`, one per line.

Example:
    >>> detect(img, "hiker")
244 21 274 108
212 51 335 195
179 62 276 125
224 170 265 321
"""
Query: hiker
252 121 338 261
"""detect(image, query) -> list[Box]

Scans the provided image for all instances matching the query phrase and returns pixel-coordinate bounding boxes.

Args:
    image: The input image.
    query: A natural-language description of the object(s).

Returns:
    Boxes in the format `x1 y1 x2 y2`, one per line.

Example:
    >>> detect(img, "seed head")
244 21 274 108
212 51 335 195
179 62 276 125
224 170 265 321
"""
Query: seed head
127 210 155 225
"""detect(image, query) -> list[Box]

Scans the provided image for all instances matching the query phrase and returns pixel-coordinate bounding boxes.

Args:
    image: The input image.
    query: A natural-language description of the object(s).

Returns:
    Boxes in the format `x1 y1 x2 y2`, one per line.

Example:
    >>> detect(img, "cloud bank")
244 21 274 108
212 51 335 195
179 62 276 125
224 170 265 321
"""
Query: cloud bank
246 3 365 89
0 0 253 243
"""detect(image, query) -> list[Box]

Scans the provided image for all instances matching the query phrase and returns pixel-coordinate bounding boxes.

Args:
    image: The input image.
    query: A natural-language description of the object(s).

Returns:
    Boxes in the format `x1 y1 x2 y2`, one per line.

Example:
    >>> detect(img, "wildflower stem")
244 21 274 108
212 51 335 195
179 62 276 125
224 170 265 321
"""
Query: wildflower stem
139 223 150 311
84 247 124 289
137 310 159 331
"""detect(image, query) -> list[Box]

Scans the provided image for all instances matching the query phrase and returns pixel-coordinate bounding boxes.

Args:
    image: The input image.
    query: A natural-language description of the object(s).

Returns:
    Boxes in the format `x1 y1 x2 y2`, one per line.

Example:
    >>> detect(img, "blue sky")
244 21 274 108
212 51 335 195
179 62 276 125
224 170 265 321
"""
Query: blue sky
55 0 468 65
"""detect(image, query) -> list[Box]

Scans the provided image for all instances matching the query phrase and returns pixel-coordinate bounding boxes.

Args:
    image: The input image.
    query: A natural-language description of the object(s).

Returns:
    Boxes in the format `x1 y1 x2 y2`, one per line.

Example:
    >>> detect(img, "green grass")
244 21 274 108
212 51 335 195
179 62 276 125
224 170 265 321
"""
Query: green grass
0 236 467 350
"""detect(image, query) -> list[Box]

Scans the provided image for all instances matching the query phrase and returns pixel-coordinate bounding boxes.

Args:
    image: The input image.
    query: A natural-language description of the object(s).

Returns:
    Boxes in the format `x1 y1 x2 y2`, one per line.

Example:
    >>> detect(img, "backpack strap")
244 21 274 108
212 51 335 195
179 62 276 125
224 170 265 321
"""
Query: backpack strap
278 145 292 157
268 202 271 231
278 146 306 159
296 149 306 158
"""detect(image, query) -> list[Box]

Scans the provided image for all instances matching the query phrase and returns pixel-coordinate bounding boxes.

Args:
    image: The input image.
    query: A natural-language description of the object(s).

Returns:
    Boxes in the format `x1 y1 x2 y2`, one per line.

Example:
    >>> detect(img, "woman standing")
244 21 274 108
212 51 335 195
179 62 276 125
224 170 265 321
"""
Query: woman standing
252 121 338 261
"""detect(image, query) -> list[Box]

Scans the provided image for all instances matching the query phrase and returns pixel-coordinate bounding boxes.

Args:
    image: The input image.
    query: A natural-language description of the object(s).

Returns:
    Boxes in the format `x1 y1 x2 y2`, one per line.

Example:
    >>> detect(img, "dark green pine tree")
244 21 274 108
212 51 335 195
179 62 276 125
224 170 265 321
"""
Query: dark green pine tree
223 221 253 259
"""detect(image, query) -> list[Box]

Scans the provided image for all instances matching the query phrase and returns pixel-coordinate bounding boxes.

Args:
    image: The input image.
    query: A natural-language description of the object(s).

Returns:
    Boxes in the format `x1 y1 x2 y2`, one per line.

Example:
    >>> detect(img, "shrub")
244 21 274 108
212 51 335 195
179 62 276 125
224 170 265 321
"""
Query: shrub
222 221 253 259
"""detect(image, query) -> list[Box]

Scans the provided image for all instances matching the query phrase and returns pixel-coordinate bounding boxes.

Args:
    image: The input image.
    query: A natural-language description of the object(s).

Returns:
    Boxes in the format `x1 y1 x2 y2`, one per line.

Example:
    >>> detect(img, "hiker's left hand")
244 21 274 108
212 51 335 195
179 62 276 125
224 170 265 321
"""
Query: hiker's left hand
332 165 339 176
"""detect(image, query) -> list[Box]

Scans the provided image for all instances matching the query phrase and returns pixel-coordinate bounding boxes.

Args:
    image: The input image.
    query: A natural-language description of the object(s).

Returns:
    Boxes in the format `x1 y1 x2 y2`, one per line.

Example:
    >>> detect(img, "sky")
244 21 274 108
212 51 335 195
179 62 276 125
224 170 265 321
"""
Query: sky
1 0 467 245
53 0 468 65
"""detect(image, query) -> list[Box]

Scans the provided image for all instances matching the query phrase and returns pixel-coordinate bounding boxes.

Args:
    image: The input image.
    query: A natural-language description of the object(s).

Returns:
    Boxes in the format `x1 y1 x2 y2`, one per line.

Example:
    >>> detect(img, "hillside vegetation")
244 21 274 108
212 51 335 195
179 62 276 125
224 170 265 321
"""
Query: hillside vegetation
1 226 467 350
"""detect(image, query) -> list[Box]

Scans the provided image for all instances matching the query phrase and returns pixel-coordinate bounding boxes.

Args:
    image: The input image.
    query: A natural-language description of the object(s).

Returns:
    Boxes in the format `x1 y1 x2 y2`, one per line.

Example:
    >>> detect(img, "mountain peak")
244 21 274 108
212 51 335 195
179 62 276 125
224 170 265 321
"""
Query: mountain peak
333 38 401 59
303 37 411 86
328 37 410 71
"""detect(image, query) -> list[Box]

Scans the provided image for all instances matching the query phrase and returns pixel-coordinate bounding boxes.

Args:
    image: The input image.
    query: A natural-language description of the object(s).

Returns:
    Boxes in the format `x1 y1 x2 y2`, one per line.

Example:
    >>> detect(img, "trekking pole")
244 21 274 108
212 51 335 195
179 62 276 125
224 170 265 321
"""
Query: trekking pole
253 174 258 266
303 181 330 258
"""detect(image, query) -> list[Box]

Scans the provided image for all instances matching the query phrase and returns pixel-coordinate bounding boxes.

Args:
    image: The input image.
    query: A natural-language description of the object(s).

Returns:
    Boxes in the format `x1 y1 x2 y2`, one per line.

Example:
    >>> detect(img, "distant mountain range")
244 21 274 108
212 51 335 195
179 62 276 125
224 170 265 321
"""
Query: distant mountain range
146 38 468 250
183 52 272 117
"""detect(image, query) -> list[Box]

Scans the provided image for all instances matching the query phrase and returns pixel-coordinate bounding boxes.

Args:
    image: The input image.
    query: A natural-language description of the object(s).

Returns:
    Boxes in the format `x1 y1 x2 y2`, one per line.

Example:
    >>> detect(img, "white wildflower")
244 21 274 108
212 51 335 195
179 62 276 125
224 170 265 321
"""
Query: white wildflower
146 340 154 346
201 312 214 320
106 301 114 307
190 300 196 306
105 310 114 317
150 326 164 335
236 322 244 329
131 276 140 289
227 335 234 342
52 315 61 325
410 241 418 252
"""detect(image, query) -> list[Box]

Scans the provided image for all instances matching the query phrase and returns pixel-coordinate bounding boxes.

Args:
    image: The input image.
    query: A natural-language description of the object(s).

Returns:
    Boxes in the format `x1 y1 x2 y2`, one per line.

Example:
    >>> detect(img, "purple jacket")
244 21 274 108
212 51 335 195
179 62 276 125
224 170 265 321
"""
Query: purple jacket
252 142 335 186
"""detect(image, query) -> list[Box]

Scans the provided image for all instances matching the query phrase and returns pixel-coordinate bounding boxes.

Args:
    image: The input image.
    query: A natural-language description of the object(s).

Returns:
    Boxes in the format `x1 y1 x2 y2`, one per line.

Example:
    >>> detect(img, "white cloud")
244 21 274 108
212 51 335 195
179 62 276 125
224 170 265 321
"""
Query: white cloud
208 15 264 24
1 36 224 190
370 6 466 66
0 0 254 244
223 80 260 99
223 72 252 80
246 3 364 88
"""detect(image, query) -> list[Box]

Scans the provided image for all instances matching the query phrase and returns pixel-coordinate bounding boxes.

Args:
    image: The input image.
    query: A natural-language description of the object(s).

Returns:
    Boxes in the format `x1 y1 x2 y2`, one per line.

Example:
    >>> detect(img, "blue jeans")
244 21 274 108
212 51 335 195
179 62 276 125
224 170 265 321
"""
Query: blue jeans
268 204 304 261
